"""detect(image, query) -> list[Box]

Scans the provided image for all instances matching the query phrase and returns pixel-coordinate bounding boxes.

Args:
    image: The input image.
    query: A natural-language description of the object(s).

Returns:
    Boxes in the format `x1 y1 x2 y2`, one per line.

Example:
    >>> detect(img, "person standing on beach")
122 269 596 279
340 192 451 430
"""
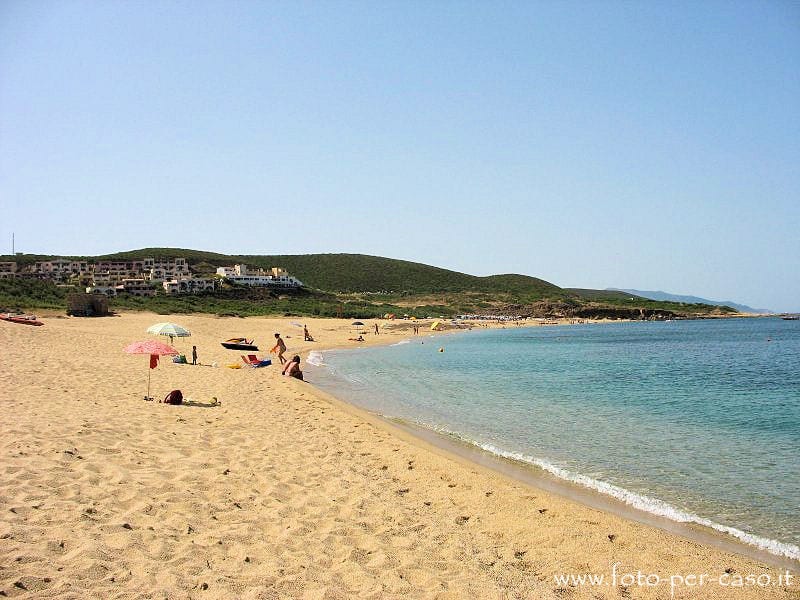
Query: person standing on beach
192 345 198 365
374 323 379 335
272 333 287 364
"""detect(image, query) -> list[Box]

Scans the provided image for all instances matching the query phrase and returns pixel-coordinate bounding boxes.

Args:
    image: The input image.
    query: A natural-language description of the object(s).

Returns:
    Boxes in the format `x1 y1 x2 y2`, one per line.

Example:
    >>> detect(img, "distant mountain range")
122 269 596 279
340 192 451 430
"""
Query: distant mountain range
608 289 773 314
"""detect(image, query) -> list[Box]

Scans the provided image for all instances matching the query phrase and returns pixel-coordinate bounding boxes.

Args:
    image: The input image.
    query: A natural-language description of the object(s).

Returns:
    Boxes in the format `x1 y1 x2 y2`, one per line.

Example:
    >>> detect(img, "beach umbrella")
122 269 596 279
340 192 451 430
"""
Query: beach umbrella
124 339 178 400
147 322 191 345
430 320 442 331
351 321 364 326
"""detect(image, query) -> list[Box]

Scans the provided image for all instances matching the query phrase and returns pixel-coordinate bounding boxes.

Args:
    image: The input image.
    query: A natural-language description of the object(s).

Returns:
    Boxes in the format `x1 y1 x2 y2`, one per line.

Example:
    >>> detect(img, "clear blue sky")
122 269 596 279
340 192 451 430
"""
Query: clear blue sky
1 1 798 311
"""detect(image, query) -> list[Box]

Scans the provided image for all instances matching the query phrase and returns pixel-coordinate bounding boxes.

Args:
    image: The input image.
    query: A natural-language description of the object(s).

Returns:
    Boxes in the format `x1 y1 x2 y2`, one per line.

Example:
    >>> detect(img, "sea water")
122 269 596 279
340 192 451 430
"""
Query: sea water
306 318 800 560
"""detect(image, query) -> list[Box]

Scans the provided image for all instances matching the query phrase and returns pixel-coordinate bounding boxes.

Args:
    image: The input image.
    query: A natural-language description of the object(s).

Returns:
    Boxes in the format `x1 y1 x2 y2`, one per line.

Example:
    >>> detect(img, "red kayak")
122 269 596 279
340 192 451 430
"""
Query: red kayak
0 314 44 326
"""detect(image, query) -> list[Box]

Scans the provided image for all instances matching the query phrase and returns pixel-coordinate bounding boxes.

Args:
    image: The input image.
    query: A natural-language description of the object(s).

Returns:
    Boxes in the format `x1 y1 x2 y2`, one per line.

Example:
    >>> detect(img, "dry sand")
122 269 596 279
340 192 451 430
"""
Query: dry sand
0 312 797 599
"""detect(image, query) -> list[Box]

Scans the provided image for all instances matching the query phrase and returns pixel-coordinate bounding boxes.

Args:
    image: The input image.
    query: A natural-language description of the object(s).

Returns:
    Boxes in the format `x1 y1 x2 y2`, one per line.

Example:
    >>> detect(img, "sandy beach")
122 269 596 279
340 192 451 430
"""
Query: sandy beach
1 312 797 599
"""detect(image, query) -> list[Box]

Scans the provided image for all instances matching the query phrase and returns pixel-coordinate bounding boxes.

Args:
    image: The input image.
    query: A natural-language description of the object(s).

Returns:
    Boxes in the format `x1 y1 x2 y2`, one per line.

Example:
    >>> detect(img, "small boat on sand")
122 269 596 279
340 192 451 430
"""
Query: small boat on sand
221 338 259 351
0 313 44 326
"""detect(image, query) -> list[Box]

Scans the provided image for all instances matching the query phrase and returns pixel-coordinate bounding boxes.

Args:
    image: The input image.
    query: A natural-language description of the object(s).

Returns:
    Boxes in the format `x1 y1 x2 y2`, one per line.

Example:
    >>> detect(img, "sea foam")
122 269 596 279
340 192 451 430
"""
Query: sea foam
306 351 325 367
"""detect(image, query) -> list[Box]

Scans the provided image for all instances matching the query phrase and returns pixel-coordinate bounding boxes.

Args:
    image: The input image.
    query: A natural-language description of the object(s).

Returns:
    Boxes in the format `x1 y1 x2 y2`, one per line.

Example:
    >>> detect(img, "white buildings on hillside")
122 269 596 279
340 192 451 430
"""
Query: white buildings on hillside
93 261 140 281
147 258 189 281
0 262 17 278
36 259 89 277
86 285 117 296
216 264 303 288
5 256 302 295
162 278 216 295
92 258 189 283
118 279 156 297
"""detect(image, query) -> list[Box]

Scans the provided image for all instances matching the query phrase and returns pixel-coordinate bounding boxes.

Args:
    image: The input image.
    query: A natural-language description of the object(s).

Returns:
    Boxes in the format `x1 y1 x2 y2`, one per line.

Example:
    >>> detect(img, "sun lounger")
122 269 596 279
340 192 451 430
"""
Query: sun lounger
242 354 271 368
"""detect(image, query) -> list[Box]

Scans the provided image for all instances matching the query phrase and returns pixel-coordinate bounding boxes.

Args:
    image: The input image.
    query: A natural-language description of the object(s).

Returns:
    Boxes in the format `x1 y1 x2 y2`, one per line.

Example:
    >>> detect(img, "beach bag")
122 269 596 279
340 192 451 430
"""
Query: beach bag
163 389 183 405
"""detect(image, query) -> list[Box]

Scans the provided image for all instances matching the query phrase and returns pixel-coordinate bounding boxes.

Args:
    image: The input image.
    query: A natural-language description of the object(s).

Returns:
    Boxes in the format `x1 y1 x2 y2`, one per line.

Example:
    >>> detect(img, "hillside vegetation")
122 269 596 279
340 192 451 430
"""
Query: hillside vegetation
567 288 738 315
93 249 565 297
0 248 737 318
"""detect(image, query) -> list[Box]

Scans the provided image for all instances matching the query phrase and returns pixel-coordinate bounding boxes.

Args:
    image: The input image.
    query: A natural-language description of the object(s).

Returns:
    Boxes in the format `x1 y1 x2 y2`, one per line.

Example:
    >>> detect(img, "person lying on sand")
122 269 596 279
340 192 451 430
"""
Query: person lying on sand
348 335 364 342
282 355 303 380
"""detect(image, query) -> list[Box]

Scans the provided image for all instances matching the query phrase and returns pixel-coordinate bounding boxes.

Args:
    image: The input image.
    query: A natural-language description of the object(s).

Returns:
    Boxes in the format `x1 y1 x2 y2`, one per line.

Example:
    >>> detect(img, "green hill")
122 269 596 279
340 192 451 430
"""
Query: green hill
0 248 737 318
93 249 566 298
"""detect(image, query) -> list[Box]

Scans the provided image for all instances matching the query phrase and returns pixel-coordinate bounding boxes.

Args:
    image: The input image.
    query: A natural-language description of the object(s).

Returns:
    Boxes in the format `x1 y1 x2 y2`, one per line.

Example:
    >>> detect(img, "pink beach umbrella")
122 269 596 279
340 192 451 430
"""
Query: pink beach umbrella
124 339 178 400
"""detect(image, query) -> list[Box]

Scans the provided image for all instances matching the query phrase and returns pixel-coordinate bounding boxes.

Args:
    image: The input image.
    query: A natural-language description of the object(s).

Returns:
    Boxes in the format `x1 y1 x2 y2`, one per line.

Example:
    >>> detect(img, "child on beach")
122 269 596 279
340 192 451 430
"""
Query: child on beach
272 333 287 364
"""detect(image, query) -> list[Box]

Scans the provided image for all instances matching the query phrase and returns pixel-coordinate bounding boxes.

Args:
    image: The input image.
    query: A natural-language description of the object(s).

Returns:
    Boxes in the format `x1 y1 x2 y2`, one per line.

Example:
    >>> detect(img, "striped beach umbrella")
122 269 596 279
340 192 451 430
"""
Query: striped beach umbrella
146 322 191 344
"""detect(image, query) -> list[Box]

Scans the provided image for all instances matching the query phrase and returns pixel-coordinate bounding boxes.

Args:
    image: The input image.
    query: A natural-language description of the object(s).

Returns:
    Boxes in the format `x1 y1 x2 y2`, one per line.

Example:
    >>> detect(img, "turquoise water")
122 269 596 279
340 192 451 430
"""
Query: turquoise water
307 318 800 559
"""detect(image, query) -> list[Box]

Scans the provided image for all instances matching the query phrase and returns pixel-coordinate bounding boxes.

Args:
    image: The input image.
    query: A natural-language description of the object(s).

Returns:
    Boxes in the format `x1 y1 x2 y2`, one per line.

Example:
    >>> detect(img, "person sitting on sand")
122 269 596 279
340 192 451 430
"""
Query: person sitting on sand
303 325 314 342
282 355 303 380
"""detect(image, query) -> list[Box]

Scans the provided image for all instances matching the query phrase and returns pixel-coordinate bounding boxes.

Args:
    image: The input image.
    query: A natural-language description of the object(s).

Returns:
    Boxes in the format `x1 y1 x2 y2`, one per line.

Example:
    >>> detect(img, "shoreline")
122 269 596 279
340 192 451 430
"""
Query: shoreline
2 311 797 598
303 327 800 572
388 416 800 572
